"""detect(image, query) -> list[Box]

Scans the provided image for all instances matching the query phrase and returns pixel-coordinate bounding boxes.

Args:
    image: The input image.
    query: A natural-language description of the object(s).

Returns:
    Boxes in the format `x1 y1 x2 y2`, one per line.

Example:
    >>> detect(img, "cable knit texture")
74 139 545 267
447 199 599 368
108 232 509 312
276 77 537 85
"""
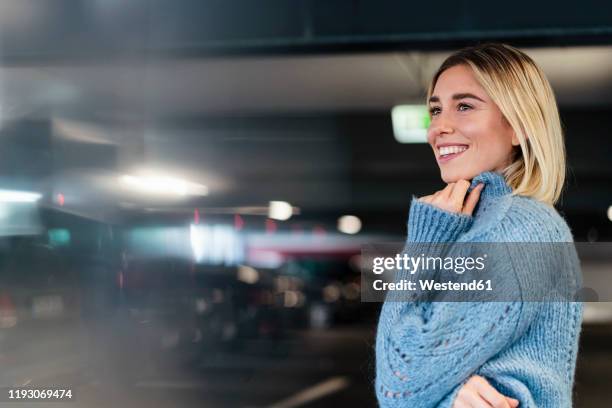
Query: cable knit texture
374 171 583 407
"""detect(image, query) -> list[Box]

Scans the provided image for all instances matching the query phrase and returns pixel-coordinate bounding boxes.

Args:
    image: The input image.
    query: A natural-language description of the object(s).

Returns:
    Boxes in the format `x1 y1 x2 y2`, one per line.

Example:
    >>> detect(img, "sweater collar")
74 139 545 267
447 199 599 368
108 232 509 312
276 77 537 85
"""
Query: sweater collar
467 171 512 200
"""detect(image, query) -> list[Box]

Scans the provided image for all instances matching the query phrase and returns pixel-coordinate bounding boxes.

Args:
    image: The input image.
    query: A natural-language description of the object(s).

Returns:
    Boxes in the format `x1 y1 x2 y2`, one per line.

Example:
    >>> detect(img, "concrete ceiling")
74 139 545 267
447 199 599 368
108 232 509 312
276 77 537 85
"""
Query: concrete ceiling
1 45 612 121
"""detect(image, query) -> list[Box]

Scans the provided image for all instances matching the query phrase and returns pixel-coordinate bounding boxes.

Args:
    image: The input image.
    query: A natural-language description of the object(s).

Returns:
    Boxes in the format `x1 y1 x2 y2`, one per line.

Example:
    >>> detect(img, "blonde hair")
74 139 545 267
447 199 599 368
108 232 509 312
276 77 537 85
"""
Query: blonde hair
427 43 565 206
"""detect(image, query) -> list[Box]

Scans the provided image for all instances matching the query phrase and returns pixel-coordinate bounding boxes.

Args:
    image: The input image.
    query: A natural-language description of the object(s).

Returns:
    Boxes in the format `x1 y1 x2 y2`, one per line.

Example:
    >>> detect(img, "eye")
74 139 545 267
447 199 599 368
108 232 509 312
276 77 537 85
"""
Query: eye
457 103 473 112
429 106 441 116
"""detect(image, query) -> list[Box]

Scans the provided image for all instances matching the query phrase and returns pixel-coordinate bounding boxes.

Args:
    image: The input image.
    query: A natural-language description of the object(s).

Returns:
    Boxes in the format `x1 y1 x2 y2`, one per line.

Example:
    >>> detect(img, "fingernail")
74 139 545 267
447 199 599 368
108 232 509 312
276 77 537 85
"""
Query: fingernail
477 183 484 189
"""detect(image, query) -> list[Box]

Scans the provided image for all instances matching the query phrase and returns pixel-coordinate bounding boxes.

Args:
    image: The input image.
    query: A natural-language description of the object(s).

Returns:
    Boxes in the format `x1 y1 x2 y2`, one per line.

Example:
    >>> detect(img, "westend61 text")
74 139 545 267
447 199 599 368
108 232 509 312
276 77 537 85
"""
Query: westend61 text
373 279 493 292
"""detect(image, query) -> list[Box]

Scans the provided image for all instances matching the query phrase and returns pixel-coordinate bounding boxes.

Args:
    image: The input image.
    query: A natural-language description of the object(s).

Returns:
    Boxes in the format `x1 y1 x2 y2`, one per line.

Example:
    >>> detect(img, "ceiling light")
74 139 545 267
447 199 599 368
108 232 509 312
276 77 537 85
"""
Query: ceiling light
338 215 362 234
119 173 208 197
268 201 293 221
0 190 42 202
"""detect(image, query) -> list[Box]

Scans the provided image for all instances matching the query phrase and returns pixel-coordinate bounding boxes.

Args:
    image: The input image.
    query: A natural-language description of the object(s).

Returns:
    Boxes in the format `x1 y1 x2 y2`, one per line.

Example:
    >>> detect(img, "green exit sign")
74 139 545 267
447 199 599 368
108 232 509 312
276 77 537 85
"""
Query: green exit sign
391 105 431 143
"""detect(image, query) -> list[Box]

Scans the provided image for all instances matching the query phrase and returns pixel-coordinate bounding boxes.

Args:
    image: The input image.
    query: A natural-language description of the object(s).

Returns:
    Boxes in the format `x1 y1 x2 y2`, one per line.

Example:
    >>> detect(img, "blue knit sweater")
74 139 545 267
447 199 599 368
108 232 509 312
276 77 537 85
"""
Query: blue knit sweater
375 171 583 407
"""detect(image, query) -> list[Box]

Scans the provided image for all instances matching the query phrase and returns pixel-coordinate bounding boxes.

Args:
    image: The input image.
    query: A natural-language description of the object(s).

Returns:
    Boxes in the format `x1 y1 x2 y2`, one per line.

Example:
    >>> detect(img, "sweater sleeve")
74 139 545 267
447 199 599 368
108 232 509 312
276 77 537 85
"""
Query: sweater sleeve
407 196 473 243
375 198 537 407
376 300 530 407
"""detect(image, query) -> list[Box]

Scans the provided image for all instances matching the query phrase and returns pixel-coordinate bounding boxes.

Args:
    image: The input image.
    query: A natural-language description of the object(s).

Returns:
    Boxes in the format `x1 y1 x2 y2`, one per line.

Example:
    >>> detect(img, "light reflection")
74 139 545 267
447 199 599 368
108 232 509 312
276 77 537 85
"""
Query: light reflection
190 224 244 265
119 173 208 197
268 201 293 221
337 215 362 234
0 189 41 202
237 265 259 284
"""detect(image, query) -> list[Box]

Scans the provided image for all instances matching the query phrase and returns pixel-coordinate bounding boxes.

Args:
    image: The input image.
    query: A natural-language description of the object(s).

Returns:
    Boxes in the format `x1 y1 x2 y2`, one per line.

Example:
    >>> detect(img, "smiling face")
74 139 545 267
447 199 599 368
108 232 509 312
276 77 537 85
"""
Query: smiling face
427 64 520 183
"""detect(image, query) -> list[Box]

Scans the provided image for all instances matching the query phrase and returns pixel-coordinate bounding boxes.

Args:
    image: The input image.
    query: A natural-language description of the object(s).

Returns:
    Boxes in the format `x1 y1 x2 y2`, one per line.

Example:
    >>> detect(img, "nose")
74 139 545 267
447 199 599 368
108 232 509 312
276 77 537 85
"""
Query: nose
429 112 455 136
427 111 454 143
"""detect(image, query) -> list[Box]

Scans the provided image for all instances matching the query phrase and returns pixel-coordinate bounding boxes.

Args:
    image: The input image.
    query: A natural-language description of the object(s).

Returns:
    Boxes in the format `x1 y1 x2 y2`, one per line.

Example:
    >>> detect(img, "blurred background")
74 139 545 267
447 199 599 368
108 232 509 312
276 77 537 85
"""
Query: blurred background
0 1 611 407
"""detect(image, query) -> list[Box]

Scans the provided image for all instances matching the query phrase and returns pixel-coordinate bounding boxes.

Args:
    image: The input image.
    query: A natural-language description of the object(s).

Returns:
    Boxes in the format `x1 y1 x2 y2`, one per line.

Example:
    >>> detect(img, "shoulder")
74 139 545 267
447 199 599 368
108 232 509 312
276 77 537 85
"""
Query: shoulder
501 195 574 242
496 196 581 302
469 194 574 243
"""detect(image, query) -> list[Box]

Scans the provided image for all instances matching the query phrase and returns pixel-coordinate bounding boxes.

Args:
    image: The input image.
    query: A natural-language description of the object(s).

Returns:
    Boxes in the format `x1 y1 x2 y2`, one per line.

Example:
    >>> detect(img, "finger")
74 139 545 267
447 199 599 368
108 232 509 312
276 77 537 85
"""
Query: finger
472 376 511 408
461 388 494 408
449 179 471 205
442 180 469 213
452 396 473 408
441 183 456 199
461 183 484 215
427 192 441 207
505 397 520 407
431 185 454 208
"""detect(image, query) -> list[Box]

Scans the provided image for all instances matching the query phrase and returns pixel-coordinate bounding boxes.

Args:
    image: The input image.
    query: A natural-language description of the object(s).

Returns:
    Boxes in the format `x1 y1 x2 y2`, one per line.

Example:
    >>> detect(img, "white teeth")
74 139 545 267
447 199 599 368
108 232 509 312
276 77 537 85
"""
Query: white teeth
439 145 468 156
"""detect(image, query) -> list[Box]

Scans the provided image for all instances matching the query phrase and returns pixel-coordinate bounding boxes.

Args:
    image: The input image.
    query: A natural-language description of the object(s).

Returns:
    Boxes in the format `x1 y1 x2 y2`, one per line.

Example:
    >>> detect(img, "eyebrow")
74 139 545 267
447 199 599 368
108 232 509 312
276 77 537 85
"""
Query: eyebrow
428 93 486 103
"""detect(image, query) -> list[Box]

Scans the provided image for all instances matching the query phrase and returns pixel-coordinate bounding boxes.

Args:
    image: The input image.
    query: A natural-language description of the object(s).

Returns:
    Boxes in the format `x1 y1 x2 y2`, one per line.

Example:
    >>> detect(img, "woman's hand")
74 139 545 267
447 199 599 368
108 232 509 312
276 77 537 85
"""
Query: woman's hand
419 180 484 215
452 375 520 408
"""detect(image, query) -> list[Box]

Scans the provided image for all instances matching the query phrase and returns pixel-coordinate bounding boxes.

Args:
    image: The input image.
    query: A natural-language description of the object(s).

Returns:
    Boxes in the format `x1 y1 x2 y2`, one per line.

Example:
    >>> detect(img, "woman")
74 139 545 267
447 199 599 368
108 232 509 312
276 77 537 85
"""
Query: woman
375 44 583 407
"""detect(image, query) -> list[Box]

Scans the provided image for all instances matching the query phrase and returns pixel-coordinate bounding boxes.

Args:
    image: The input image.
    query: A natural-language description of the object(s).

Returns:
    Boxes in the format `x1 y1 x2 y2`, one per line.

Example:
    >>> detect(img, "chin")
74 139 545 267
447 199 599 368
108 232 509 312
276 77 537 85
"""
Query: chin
439 168 478 183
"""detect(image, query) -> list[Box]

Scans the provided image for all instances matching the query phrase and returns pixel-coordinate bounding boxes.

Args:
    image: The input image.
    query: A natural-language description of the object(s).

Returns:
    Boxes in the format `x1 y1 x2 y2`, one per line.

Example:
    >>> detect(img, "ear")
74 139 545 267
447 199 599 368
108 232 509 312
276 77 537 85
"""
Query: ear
511 130 520 146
